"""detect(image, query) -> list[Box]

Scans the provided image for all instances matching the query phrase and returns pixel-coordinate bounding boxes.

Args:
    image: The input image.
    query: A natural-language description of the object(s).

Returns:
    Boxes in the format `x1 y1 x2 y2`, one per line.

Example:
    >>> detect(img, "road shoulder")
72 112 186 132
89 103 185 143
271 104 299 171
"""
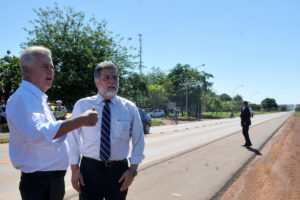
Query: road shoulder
219 114 300 200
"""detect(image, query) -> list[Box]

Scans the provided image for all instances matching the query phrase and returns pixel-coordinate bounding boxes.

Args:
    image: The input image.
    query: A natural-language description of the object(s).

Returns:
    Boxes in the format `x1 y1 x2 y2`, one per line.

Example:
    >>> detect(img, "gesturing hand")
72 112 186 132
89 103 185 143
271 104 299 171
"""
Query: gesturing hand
82 107 98 126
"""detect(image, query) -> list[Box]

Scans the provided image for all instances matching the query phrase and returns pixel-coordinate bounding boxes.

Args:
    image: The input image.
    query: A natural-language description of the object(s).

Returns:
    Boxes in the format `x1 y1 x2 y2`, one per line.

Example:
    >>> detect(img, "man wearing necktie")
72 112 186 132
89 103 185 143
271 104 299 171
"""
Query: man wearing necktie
67 61 145 200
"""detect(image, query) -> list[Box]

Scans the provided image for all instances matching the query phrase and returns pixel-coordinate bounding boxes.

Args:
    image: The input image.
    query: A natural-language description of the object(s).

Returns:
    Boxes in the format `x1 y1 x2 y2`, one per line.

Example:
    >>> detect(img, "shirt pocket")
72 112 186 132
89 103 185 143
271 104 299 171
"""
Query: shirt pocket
114 120 130 141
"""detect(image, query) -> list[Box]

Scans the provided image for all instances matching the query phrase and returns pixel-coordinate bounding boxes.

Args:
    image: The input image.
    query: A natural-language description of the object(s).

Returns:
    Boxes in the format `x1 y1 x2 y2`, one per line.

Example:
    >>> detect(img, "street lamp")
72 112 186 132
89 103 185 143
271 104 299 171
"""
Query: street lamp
231 84 244 99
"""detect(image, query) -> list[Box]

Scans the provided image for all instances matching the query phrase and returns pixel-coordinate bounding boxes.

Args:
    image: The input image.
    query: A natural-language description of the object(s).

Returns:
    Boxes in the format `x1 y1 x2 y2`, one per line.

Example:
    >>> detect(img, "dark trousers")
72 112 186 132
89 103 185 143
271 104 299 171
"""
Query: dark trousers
242 125 252 145
19 170 66 200
79 157 129 200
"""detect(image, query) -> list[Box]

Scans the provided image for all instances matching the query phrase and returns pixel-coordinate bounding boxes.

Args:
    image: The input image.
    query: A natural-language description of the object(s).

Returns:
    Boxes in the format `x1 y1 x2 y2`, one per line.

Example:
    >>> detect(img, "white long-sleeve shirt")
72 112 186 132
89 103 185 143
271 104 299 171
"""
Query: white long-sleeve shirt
6 80 67 173
67 93 145 165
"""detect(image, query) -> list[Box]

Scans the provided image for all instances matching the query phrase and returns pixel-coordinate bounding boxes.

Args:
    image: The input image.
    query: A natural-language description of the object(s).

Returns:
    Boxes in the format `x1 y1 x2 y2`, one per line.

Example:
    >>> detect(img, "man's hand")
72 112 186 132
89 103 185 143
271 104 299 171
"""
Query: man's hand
54 107 98 139
118 170 134 192
71 166 85 193
81 107 98 126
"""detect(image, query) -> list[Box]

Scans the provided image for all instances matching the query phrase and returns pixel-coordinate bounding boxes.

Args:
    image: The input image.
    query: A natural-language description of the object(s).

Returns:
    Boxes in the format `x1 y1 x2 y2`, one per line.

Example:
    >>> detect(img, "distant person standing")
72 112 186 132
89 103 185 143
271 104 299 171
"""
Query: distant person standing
54 100 67 120
230 108 234 118
240 101 252 147
6 46 99 200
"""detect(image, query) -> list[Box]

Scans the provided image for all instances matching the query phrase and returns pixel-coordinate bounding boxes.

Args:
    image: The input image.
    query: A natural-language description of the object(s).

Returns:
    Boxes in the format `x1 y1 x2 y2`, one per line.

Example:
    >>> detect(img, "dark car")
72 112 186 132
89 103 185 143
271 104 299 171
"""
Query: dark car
138 108 152 134
0 105 7 124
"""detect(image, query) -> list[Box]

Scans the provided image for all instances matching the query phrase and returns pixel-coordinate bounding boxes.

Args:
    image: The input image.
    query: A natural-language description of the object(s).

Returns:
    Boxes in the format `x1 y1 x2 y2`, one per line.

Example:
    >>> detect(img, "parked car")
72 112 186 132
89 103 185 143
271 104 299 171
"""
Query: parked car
0 105 7 124
144 108 153 114
149 109 166 118
138 108 152 134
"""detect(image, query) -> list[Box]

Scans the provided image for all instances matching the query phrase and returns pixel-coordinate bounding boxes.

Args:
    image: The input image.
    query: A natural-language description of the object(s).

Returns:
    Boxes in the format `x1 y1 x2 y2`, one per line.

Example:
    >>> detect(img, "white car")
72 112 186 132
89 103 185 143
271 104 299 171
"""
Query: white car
149 109 165 118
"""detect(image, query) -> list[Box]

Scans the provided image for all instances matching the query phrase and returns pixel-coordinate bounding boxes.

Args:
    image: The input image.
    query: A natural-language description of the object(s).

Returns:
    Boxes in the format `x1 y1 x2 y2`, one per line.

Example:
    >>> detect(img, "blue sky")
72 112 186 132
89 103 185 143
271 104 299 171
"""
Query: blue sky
1 0 299 105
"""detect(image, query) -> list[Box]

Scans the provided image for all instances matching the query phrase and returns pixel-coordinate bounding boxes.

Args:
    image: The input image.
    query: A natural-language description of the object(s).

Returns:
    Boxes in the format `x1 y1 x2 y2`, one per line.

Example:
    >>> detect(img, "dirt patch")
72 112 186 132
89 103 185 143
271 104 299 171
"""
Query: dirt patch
159 118 212 126
220 115 300 200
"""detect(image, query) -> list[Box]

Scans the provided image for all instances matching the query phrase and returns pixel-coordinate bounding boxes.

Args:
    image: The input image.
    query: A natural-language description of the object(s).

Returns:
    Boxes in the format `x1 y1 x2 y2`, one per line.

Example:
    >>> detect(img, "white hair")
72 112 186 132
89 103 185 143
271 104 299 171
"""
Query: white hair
20 46 52 79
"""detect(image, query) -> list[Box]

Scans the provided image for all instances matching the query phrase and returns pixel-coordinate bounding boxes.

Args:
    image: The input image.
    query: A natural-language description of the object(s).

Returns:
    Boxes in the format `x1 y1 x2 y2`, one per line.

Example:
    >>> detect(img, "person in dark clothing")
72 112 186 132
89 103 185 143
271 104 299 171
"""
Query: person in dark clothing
240 101 252 147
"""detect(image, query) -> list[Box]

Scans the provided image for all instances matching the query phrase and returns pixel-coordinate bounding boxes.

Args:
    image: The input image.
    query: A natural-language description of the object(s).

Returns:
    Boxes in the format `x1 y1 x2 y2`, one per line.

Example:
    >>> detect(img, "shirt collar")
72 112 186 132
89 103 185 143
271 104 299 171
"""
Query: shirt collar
96 93 117 105
21 80 48 101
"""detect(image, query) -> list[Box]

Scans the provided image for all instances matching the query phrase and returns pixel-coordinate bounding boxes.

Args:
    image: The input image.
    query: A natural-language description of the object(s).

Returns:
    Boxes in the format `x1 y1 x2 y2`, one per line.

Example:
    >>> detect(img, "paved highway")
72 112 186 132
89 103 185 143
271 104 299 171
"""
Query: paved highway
0 112 293 199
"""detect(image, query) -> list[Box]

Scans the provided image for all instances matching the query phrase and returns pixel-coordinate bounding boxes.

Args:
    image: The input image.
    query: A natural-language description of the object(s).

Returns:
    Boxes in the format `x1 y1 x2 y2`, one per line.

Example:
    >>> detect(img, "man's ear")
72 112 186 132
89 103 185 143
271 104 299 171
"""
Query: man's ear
94 79 99 87
22 65 31 79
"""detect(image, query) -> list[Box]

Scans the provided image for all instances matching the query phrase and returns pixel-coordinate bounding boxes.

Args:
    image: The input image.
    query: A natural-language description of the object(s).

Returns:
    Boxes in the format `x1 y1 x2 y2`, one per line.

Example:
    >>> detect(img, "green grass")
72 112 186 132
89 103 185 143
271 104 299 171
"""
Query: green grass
295 112 300 116
0 123 9 132
201 112 232 119
0 138 9 143
151 119 165 126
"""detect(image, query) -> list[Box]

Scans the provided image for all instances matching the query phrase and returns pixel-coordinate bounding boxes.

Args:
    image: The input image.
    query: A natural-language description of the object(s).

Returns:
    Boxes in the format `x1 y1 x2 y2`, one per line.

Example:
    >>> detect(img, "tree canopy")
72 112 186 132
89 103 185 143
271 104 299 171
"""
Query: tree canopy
0 51 21 100
220 93 232 101
21 4 136 105
1 4 285 117
261 98 278 111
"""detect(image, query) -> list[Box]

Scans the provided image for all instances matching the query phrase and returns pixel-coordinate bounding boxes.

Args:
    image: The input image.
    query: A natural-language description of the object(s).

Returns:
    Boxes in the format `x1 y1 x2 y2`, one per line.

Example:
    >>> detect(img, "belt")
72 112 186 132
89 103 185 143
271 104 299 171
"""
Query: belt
82 156 128 167
21 170 66 178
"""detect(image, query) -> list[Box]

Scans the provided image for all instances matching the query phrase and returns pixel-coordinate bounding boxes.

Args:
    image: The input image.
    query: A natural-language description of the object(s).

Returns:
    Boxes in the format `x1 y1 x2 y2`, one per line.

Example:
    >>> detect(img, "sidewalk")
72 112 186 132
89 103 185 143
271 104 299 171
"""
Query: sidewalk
0 132 9 139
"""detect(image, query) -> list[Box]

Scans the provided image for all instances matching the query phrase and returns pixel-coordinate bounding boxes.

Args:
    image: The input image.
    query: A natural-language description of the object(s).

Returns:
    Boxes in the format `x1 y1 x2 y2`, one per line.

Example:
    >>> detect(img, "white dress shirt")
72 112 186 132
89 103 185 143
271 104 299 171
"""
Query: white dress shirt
67 93 145 165
6 81 68 173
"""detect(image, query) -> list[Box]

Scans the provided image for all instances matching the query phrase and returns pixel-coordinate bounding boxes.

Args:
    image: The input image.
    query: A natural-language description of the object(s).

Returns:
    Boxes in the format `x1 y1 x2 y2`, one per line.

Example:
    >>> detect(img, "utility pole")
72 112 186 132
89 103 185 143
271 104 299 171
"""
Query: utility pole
138 33 143 74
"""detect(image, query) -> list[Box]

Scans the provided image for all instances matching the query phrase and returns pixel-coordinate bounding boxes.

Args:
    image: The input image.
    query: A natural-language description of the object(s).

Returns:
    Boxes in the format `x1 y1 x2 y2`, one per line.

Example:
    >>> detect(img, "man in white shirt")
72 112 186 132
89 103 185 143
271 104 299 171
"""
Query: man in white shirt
6 46 99 200
67 61 145 200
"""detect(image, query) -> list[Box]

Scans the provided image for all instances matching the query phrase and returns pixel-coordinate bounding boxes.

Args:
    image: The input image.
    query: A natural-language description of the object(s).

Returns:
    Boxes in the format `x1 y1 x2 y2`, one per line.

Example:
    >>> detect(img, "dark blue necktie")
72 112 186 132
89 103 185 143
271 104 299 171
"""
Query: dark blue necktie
100 99 111 161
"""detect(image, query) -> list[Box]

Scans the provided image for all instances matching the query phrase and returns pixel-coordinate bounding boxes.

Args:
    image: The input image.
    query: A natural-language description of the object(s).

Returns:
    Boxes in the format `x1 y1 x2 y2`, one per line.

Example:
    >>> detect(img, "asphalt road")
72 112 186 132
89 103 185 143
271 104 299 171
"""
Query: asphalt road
0 112 293 200
127 112 292 200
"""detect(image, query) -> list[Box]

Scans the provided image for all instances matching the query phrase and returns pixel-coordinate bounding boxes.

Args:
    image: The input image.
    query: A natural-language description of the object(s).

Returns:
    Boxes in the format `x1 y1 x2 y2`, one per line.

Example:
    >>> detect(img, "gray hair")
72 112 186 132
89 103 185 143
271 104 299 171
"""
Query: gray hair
94 61 119 80
20 46 52 79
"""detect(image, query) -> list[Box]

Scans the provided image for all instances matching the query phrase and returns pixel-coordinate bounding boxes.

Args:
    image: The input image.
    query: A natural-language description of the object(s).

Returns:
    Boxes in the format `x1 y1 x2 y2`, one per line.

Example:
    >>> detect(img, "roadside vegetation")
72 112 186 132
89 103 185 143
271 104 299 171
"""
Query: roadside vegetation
1 3 291 120
0 138 9 144
0 4 297 143
152 120 165 126
0 123 8 132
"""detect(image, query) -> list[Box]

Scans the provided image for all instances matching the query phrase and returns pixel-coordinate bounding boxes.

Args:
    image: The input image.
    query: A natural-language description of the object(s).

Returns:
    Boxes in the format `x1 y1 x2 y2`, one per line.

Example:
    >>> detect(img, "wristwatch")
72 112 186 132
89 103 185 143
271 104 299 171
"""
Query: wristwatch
128 168 138 177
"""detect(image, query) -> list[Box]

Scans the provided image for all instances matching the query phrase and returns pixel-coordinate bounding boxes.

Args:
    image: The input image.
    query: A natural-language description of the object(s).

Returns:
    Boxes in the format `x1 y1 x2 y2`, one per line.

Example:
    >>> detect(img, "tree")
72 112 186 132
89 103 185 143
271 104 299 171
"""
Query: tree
21 4 136 105
220 93 232 101
295 104 300 112
0 51 21 101
146 67 166 85
233 94 243 103
261 98 278 111
222 101 234 112
207 97 222 113
249 103 261 111
278 105 288 111
166 63 213 116
122 72 148 107
145 84 168 110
